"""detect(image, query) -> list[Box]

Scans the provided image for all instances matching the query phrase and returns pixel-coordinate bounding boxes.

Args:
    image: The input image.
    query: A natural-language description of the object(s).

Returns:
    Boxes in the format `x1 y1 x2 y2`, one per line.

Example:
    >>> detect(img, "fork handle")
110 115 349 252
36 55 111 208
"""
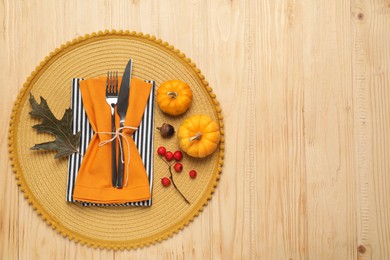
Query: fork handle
116 127 125 189
111 113 117 187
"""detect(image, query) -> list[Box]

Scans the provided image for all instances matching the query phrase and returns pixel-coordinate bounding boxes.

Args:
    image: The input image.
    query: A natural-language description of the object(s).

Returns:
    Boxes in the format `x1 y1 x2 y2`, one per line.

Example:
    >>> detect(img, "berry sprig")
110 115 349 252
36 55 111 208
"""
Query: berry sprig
157 146 190 204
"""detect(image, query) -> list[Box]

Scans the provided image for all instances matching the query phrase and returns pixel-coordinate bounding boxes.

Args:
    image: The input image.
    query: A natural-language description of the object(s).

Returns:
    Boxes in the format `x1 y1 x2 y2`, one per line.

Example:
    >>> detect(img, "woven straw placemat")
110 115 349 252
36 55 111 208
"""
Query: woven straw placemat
8 30 224 249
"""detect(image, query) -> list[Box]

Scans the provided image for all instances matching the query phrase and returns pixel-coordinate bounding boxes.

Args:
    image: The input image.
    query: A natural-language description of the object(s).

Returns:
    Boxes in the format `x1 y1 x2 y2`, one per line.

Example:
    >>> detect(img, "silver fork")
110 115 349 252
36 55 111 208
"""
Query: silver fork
106 71 118 187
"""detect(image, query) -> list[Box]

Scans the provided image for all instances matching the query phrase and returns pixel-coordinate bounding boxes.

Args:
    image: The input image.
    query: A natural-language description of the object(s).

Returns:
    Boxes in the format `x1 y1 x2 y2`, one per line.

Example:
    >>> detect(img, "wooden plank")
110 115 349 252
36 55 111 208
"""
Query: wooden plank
352 0 390 259
1 0 20 259
248 0 357 259
300 1 358 259
250 0 311 257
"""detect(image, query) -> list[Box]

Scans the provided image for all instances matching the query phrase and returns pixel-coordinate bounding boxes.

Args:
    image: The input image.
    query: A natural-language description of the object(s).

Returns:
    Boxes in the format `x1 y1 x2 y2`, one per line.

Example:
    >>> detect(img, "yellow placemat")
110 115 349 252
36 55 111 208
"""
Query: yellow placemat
8 30 224 249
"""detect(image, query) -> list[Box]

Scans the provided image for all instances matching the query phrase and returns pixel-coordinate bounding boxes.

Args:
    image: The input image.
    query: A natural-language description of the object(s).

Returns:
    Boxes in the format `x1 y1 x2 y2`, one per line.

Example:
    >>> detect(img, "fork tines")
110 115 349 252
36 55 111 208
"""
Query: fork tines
106 71 118 95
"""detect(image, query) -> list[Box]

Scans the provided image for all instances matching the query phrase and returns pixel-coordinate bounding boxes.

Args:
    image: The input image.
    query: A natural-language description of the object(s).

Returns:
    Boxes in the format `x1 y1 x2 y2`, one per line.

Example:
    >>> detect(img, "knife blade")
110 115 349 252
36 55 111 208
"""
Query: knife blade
116 59 133 188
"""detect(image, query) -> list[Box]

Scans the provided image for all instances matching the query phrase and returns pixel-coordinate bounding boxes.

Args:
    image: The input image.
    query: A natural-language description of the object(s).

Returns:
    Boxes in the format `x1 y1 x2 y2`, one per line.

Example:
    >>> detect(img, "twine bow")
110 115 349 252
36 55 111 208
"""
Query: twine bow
97 126 138 187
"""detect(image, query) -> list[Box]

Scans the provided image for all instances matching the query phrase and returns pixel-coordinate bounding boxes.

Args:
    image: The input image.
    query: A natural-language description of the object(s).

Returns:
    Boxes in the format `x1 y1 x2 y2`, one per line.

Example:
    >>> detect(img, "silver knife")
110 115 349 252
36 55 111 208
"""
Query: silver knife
116 59 133 188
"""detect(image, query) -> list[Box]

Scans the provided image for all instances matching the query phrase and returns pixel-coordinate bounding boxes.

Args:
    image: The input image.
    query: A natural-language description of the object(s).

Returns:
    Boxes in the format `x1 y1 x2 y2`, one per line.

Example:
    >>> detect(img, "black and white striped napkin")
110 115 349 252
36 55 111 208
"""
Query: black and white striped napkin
67 78 155 207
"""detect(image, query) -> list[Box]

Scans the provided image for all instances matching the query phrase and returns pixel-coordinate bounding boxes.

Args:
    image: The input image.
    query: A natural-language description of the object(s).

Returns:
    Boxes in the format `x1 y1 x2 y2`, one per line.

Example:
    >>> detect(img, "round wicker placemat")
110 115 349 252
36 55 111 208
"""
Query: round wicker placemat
8 30 224 249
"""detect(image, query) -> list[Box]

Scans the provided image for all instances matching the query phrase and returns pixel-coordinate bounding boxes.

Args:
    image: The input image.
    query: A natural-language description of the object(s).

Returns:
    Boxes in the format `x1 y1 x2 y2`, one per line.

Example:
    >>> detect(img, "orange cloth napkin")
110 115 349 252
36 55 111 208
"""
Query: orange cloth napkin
73 77 152 203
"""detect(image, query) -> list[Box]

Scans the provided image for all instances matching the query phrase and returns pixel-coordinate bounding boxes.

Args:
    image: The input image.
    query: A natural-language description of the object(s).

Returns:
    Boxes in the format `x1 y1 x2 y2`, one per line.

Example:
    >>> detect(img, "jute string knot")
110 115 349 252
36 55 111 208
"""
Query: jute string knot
97 125 138 187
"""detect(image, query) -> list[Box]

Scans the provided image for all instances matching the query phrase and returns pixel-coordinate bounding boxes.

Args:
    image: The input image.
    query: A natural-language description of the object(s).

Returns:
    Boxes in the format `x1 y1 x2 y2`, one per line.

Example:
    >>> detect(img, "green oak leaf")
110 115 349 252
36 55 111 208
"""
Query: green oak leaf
29 93 81 159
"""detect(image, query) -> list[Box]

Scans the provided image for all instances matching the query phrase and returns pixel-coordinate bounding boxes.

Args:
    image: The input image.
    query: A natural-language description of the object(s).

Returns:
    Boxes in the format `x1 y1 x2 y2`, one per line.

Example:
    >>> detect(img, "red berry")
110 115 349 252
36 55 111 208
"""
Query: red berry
165 151 174 161
173 163 183 173
157 146 166 156
161 177 171 187
173 150 183 161
189 170 197 179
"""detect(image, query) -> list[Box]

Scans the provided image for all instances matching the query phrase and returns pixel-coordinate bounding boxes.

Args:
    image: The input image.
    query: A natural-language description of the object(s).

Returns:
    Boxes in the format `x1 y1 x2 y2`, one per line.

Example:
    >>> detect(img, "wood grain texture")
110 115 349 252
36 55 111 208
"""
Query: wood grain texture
352 0 390 259
1 0 389 259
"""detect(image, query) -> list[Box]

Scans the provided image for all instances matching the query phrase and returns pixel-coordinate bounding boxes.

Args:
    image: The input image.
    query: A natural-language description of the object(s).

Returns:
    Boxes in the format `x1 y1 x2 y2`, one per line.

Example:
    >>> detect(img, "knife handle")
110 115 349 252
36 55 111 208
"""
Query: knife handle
111 113 117 187
116 128 124 189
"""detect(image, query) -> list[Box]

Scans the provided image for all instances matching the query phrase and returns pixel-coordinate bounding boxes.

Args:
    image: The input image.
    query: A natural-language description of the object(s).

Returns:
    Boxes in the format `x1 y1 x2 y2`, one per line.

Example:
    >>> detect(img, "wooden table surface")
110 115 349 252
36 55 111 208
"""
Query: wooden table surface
1 0 389 259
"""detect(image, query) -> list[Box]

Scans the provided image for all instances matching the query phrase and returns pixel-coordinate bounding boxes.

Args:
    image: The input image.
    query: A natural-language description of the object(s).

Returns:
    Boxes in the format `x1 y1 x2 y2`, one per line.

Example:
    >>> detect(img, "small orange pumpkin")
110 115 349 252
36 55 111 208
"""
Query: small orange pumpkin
156 80 192 116
178 115 220 158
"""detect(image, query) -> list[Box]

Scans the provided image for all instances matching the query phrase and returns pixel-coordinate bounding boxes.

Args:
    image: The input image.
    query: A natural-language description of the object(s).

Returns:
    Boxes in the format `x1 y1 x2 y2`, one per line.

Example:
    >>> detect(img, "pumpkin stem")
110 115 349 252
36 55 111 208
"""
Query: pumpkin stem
189 132 203 142
167 91 178 99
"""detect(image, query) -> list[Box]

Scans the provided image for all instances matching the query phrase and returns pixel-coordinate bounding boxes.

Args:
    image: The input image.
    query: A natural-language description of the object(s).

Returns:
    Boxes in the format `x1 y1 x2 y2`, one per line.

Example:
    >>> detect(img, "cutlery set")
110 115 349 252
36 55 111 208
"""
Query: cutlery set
106 59 133 189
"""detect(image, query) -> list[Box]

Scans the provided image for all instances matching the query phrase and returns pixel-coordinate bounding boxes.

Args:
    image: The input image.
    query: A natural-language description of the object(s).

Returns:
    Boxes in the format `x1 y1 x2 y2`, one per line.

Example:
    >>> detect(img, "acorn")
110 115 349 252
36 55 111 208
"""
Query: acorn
157 123 175 138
